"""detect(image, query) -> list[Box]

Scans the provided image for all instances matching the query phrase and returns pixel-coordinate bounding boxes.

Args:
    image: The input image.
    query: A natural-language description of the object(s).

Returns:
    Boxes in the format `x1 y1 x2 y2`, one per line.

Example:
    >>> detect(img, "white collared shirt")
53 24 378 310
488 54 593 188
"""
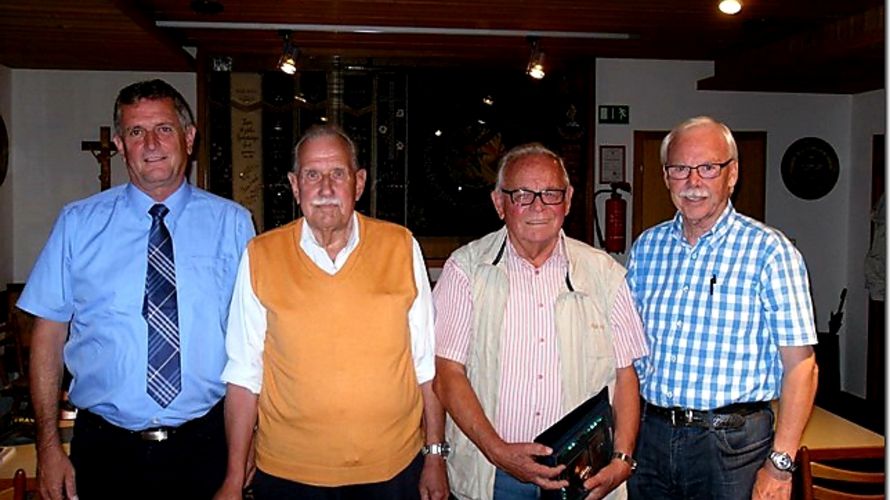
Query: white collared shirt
222 213 436 393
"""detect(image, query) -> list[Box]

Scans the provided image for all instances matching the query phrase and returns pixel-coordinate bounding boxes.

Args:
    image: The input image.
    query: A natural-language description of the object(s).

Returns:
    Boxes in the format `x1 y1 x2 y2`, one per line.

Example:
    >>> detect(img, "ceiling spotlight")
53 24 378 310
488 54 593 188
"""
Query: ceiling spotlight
277 30 299 74
718 0 742 15
526 37 545 80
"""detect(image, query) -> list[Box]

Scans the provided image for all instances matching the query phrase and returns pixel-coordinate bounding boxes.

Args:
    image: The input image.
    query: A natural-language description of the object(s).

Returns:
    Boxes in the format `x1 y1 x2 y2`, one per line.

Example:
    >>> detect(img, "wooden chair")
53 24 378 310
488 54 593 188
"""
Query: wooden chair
12 468 39 500
795 445 885 500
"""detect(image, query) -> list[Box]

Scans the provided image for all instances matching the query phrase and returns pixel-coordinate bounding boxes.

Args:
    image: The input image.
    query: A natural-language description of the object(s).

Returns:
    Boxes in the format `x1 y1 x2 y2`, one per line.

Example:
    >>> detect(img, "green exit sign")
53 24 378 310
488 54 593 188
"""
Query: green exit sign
598 105 629 124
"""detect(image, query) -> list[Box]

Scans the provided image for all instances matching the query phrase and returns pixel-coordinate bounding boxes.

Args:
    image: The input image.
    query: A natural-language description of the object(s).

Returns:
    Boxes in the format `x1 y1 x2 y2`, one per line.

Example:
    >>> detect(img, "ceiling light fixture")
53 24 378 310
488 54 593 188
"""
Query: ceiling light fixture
718 0 742 15
277 30 299 74
526 37 545 80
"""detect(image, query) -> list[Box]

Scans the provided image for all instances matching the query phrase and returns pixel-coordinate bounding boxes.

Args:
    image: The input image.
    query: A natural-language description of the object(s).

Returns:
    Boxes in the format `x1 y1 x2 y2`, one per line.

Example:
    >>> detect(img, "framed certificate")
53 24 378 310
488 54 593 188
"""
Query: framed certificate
599 145 626 184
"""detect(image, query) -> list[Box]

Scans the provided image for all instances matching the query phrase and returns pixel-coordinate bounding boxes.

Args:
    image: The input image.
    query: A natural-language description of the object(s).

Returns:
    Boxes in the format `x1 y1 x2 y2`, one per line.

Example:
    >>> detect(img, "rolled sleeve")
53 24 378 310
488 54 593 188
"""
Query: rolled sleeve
221 249 267 394
409 239 436 384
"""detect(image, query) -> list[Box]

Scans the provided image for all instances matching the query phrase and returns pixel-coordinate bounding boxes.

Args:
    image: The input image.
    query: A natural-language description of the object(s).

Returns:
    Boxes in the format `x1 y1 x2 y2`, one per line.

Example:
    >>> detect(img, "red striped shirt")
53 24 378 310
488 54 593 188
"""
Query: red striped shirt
434 239 647 442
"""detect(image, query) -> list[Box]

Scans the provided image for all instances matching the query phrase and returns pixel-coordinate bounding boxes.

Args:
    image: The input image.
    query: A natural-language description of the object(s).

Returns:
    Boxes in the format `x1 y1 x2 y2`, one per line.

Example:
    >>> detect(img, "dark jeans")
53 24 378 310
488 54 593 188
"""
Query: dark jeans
627 403 774 500
70 402 227 500
493 468 540 500
253 452 424 500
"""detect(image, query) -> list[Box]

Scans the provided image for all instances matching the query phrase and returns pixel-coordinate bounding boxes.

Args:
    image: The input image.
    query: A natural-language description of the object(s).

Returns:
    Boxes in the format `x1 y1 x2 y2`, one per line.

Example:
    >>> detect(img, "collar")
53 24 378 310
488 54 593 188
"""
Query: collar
301 212 360 255
127 181 190 227
670 202 736 248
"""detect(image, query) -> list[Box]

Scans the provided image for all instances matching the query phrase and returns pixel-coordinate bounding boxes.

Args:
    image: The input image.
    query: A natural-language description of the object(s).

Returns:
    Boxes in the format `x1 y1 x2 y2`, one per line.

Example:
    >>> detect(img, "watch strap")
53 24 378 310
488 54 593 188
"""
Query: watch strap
612 451 638 472
422 442 450 458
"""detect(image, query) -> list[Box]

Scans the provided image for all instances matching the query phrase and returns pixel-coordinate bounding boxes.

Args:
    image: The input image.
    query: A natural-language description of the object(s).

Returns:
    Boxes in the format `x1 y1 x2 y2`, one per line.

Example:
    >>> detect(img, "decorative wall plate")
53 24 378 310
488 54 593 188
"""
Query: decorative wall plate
780 137 839 200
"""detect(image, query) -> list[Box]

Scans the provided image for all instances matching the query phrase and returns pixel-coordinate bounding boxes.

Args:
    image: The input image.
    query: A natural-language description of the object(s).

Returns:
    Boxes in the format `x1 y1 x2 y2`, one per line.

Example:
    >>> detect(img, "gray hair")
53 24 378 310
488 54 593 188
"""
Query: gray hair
494 143 570 190
660 116 738 165
292 124 359 173
113 79 194 136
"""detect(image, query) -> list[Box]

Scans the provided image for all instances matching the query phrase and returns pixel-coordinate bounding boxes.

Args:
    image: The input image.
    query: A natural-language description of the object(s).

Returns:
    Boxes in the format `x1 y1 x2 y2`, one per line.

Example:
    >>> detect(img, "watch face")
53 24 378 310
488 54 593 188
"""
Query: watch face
771 452 794 471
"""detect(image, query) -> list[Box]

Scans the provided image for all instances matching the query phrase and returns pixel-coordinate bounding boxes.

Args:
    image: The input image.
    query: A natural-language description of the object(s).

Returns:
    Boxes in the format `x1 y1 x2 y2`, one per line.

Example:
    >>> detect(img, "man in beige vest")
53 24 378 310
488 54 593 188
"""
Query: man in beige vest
214 125 448 500
433 143 648 500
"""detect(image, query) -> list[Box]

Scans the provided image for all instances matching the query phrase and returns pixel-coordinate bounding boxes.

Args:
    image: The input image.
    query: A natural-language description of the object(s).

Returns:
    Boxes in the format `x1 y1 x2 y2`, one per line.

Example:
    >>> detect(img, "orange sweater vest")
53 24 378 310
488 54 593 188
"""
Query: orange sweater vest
248 215 423 486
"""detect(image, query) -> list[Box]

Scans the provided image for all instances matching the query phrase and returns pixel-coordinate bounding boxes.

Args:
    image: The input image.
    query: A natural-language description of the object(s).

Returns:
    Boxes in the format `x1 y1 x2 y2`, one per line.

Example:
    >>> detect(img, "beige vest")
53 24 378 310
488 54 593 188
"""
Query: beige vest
445 227 627 500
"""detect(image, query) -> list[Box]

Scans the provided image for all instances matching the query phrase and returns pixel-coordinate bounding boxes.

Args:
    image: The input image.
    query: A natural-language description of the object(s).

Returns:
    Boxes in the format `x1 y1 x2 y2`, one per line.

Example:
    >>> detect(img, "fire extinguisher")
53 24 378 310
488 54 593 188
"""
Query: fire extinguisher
594 182 631 253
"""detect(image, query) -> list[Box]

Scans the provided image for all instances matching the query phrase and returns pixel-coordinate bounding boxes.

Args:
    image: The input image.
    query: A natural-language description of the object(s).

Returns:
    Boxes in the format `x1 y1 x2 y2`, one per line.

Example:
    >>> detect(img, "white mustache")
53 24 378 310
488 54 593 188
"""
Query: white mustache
679 188 709 199
310 197 342 207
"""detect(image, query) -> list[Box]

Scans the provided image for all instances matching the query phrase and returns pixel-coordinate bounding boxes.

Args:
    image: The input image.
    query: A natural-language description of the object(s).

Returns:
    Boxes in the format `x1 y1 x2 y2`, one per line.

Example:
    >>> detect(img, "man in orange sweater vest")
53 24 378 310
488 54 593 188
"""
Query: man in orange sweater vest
214 125 449 500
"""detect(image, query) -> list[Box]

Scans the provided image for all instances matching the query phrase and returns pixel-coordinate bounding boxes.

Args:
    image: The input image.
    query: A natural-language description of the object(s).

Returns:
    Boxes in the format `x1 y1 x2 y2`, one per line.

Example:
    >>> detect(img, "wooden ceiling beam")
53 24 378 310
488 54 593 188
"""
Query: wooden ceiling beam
699 4 884 93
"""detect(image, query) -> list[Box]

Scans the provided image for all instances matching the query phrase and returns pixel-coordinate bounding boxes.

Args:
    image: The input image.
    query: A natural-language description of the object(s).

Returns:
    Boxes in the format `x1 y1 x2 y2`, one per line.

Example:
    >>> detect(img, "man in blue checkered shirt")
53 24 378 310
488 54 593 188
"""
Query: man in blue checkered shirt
626 116 818 500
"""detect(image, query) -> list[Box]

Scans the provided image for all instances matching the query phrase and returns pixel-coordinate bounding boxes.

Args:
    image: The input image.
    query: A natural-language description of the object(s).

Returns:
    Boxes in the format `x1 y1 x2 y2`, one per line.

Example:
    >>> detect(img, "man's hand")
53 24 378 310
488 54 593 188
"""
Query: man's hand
751 463 792 500
582 459 632 500
212 478 245 500
36 443 77 500
489 441 567 490
419 455 449 500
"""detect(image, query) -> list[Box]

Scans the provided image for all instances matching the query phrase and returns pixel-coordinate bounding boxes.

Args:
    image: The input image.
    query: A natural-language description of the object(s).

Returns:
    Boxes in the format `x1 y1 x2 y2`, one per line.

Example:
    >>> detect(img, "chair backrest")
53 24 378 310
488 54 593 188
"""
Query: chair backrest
12 468 39 500
796 445 885 500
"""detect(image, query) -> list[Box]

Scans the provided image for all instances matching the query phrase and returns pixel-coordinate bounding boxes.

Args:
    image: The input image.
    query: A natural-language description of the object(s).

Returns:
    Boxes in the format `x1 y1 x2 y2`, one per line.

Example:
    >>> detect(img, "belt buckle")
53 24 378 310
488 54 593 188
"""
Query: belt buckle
671 408 694 426
141 428 169 441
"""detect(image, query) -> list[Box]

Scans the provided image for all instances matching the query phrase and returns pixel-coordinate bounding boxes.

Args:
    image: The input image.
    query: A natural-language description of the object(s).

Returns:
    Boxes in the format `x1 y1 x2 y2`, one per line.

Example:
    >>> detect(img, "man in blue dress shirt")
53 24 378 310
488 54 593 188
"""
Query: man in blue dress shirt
626 116 818 500
18 79 255 499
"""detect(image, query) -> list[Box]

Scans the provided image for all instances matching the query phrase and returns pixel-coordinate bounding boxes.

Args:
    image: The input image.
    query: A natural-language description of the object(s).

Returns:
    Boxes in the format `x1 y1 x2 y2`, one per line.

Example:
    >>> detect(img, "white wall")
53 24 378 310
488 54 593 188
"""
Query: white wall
844 89 886 396
596 59 885 396
0 64 11 289
10 70 196 283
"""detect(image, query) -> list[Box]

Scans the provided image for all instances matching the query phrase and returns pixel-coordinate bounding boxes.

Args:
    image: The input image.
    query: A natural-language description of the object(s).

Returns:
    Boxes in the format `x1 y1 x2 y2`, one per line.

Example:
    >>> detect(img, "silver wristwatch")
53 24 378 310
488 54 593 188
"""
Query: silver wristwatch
422 442 451 459
768 450 796 472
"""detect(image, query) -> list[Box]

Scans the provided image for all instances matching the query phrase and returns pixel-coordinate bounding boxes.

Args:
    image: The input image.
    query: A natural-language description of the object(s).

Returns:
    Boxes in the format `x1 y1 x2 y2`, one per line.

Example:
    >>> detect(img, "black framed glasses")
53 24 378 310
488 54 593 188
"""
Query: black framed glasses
500 188 567 206
663 158 734 180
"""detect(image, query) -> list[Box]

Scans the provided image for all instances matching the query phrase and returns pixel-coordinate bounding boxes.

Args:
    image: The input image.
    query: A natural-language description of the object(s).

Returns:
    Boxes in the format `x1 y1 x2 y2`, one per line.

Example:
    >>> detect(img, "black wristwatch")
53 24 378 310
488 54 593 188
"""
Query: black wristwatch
768 450 796 472
422 442 451 459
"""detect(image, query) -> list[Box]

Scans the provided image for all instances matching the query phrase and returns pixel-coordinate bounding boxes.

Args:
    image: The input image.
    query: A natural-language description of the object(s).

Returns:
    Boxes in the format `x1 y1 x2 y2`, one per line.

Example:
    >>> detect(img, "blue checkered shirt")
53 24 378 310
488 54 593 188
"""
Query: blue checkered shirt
627 204 817 410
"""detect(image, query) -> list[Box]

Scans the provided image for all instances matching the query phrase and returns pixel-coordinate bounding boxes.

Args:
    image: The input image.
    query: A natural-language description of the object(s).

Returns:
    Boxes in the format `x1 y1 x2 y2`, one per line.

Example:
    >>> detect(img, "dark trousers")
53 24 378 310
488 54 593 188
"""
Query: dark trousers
70 402 227 500
627 403 774 500
252 452 424 500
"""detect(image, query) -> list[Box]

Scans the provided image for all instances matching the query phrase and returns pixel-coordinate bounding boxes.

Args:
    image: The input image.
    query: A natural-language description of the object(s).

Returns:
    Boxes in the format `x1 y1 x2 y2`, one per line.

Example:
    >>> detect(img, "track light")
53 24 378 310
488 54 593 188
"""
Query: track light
526 37 545 80
718 0 742 15
277 30 299 74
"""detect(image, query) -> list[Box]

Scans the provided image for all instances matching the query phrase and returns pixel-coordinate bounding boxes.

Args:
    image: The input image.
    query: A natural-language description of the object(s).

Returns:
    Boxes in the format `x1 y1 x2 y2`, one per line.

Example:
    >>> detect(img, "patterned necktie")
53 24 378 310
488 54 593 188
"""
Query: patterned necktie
143 204 181 407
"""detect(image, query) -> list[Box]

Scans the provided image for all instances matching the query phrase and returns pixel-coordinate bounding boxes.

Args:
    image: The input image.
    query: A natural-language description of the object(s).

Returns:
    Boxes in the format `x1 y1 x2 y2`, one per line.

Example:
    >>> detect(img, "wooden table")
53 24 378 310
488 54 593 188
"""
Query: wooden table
0 405 879 497
798 406 884 449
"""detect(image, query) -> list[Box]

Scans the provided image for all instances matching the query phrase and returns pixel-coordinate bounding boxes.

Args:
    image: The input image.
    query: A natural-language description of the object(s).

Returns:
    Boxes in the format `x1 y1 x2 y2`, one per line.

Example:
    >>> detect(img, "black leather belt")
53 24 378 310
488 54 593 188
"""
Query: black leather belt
644 400 769 429
78 400 224 442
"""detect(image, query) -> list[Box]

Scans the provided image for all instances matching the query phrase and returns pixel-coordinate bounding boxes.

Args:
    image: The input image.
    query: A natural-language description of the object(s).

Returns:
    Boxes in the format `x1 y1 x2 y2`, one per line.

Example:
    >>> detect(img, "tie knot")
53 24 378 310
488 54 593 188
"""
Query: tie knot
149 204 169 219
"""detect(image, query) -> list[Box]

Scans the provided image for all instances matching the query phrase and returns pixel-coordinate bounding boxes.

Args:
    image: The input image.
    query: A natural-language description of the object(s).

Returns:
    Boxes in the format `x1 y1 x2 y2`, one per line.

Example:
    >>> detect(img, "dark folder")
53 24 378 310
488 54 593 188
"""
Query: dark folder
534 386 614 500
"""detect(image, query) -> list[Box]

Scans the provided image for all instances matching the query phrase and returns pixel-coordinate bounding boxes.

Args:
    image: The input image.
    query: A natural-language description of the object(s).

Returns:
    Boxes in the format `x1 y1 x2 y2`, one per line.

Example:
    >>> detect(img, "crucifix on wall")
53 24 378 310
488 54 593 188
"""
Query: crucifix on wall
81 126 117 191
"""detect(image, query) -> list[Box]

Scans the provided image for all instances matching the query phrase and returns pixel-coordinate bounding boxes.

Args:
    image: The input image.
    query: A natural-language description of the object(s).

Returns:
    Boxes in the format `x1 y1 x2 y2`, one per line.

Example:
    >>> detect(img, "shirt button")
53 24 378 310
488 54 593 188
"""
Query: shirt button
666 391 673 398
535 411 541 417
539 338 545 343
535 270 540 275
670 355 677 362
538 303 544 308
537 374 544 380
676 320 682 327
682 285 689 292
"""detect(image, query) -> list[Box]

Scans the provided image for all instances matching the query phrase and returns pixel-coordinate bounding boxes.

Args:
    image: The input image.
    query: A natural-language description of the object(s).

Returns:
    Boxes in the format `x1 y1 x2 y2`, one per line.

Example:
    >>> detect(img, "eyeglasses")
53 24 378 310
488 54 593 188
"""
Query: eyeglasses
300 167 351 184
663 158 734 180
500 188 567 206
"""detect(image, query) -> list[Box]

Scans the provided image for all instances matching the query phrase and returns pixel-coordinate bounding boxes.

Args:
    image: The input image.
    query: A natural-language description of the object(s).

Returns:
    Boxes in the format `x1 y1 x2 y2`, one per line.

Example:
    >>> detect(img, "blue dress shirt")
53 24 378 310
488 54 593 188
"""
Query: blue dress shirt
18 182 255 430
627 204 817 410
